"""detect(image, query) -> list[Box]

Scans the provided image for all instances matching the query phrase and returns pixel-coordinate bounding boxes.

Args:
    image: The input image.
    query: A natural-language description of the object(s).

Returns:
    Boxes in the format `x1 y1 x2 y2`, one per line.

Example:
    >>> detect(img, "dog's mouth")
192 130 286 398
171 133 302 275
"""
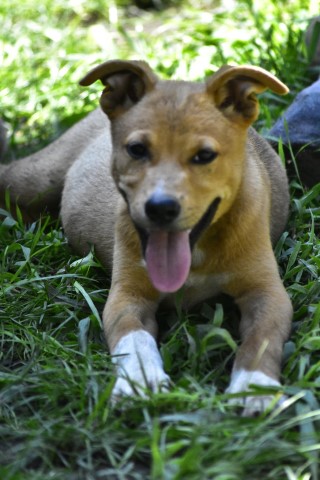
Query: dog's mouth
135 197 221 293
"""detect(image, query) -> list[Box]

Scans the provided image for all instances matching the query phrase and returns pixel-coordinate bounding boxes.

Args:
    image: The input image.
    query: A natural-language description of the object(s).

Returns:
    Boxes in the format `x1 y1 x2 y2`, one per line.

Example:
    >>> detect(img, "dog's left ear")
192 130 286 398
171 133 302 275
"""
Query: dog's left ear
207 65 289 125
79 60 158 118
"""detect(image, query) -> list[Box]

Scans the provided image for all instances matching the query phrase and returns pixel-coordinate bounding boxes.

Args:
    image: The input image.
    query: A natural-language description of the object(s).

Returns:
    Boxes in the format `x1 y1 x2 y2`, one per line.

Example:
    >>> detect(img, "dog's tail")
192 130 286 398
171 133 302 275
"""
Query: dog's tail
0 120 7 162
0 109 106 219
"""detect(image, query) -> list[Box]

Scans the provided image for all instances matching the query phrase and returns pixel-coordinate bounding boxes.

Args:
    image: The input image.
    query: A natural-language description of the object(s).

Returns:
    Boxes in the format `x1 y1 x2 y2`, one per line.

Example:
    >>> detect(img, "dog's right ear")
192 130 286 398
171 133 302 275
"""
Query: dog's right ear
206 65 288 126
79 60 158 118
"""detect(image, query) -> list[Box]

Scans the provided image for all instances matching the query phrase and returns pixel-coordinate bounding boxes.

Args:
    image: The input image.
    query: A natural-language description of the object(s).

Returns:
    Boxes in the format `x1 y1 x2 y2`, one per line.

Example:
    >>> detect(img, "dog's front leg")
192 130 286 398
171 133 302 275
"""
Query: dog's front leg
226 265 292 415
104 216 169 402
104 287 170 401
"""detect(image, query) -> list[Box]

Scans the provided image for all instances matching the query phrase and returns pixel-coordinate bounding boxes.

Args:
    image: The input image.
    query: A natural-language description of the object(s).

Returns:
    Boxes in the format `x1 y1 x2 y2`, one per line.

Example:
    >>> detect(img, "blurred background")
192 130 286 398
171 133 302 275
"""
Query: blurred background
0 0 318 157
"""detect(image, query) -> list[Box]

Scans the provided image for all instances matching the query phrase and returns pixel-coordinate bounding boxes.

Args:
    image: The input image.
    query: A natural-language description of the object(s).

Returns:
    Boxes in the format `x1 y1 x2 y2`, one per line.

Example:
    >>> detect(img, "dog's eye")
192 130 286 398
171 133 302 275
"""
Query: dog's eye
126 142 149 160
191 148 217 165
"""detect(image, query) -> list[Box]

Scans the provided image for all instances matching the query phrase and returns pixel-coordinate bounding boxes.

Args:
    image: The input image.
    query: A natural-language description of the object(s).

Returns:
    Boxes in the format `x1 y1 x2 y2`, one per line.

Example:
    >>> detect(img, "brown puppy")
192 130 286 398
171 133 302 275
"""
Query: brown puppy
0 61 292 415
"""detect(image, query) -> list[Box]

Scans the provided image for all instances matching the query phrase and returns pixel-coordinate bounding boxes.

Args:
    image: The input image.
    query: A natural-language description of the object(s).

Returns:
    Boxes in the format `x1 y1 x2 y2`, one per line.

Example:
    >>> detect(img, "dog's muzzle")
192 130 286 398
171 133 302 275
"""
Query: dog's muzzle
133 196 221 293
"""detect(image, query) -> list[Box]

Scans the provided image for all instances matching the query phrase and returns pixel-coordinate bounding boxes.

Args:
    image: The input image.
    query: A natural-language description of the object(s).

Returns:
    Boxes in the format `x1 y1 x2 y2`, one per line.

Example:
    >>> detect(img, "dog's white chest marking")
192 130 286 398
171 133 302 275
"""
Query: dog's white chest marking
226 369 284 416
111 330 170 401
191 246 206 268
185 271 228 290
183 271 231 306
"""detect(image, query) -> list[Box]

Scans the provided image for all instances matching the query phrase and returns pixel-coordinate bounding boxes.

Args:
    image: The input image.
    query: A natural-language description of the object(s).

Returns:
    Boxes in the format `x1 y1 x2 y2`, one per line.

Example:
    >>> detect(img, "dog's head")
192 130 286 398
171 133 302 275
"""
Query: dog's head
80 60 288 293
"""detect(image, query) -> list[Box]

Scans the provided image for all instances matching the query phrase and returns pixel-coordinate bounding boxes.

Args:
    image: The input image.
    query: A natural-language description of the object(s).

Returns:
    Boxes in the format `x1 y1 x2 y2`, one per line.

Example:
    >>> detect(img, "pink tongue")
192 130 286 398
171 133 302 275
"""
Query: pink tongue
145 231 191 293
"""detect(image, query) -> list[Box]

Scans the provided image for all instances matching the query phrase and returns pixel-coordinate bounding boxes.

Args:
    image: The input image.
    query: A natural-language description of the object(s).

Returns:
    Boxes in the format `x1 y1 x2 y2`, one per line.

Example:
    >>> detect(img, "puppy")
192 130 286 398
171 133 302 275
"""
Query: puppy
0 60 293 415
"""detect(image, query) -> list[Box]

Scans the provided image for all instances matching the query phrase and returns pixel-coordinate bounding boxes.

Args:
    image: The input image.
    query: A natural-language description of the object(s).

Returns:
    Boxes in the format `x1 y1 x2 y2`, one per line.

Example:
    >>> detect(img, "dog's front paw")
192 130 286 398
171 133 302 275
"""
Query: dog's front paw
227 393 287 417
111 330 170 403
112 364 170 401
226 369 284 416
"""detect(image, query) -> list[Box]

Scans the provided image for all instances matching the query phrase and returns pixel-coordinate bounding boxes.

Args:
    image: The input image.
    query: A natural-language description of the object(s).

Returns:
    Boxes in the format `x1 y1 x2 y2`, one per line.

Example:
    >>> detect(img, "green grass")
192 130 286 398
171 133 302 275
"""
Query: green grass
1 0 320 479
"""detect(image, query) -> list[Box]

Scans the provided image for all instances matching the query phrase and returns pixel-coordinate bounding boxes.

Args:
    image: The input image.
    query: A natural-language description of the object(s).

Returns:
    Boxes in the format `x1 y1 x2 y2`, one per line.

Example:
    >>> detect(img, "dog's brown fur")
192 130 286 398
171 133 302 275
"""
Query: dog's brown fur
0 61 293 415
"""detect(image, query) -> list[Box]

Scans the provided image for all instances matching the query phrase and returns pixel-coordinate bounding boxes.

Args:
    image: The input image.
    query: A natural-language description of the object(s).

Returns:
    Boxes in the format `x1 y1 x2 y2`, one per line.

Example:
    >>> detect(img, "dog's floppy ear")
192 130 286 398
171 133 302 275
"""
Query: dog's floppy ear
206 65 289 125
79 60 158 118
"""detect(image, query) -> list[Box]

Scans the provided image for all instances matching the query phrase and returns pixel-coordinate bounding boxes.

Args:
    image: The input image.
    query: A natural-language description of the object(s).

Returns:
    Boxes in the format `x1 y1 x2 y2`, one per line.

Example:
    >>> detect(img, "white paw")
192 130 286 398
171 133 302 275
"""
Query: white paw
111 330 170 403
226 369 284 416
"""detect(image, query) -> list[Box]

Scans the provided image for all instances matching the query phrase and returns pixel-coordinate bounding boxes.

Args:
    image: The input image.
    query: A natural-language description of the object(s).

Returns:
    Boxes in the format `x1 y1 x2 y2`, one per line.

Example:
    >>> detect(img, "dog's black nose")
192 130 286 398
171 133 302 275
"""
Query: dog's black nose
145 194 181 225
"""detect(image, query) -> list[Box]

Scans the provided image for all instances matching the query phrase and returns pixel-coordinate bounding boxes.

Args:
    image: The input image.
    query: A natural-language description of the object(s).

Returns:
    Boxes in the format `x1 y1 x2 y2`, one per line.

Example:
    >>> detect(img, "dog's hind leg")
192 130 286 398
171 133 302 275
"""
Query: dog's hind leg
0 109 107 219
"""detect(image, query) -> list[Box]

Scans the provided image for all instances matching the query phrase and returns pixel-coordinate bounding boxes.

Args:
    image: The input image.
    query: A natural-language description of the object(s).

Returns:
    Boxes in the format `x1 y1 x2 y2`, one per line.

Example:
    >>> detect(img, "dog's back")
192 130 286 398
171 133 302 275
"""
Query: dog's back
247 127 289 244
0 109 106 218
